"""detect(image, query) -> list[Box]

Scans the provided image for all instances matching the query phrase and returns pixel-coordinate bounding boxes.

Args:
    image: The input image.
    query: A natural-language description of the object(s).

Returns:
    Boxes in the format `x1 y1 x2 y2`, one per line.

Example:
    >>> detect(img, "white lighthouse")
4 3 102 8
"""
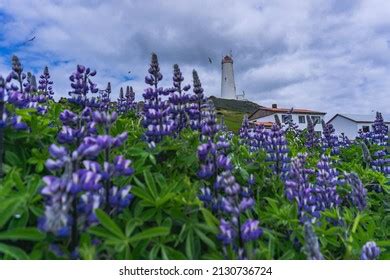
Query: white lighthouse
221 55 237 99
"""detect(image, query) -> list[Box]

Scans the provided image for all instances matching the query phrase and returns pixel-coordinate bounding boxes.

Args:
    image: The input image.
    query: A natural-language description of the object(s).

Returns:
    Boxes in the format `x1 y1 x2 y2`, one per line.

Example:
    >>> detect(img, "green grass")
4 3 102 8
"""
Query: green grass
216 108 245 133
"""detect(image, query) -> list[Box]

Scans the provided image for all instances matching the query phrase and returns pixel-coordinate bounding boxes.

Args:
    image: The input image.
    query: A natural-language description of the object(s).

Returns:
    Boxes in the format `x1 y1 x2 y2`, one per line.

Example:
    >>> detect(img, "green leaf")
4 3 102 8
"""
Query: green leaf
4 151 22 166
377 240 390 247
88 226 119 240
185 230 194 259
162 246 187 260
0 197 23 228
200 208 219 229
194 228 216 250
95 209 125 239
0 243 29 260
149 154 157 165
0 228 45 241
129 227 169 243
131 186 154 204
143 170 158 199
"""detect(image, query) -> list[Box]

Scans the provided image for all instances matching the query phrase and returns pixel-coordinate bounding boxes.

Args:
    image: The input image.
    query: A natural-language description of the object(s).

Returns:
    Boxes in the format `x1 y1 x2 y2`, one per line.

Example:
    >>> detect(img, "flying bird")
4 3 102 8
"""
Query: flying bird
208 57 212 64
128 71 131 74
20 36 36 46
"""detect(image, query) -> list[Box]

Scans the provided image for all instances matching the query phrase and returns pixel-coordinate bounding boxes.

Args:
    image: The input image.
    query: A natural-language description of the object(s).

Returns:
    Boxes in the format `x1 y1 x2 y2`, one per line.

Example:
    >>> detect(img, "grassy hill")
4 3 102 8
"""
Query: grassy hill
211 96 261 132
209 96 262 114
216 109 245 132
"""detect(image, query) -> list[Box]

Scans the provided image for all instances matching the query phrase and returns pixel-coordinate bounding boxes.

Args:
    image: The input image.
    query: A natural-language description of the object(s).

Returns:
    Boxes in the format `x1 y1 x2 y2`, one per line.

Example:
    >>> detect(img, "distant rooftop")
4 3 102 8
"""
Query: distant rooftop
263 107 326 114
249 104 326 121
328 113 390 124
249 121 274 128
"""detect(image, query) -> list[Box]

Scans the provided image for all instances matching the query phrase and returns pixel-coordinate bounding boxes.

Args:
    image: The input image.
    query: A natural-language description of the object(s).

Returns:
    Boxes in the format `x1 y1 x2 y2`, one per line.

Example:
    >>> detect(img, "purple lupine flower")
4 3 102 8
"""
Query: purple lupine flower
253 124 268 151
38 66 54 98
142 53 174 146
371 112 388 146
79 193 101 227
169 64 191 133
285 153 320 223
344 172 367 211
23 72 47 115
241 219 262 242
371 150 390 175
196 100 227 184
283 108 300 136
315 155 342 211
360 241 381 260
84 112 133 213
187 70 205 131
41 75 100 244
239 114 251 143
24 72 37 94
305 115 320 149
216 134 230 155
369 112 389 175
219 115 228 132
4 56 42 115
238 114 260 152
303 222 324 260
339 133 351 148
265 123 290 178
117 86 136 114
218 219 236 245
239 114 265 153
113 155 134 176
68 65 98 106
0 75 28 177
10 55 25 94
321 120 340 155
40 176 72 237
197 140 218 180
200 100 219 139
216 171 262 258
108 185 134 211
11 115 28 130
98 82 111 112
41 106 134 249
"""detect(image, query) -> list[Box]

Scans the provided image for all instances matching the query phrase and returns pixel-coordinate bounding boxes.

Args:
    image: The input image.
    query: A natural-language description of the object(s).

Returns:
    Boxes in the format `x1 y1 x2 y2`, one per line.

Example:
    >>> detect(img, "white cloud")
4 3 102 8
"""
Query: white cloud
0 0 389 119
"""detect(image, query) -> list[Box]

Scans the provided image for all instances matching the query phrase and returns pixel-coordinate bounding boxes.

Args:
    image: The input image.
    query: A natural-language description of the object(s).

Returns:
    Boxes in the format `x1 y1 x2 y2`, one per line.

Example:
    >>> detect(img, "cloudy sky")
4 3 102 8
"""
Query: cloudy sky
0 0 389 118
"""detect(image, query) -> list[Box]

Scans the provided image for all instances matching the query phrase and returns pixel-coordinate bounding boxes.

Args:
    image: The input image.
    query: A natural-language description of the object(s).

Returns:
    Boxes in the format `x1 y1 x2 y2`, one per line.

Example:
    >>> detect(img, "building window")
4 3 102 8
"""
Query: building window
362 126 370 133
282 114 292 123
311 116 320 124
299 116 305 123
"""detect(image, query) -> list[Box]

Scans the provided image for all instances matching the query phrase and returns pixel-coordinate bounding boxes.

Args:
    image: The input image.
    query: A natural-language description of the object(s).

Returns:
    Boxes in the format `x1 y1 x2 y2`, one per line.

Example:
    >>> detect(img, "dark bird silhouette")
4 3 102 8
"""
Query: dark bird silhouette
208 57 212 64
20 36 36 46
128 71 131 74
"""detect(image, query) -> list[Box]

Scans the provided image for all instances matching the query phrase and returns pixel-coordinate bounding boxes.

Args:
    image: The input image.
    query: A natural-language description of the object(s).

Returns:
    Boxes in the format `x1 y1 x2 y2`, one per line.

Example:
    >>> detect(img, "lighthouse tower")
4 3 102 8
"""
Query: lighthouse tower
221 55 236 99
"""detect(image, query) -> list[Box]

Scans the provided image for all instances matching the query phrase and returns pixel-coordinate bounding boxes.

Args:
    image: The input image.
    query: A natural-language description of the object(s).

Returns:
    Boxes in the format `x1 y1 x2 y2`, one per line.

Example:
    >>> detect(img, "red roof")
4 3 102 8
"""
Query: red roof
248 106 326 121
264 107 326 114
250 121 274 128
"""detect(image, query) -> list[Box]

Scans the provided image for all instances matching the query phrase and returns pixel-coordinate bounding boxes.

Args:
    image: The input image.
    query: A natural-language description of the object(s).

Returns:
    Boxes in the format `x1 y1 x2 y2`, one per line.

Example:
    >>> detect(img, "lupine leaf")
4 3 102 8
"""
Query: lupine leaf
128 227 169 243
95 209 125 239
0 243 29 260
0 228 45 241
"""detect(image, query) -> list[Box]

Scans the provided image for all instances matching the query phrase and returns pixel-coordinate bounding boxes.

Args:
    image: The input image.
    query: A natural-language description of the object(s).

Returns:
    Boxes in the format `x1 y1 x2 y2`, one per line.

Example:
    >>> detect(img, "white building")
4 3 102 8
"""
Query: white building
327 114 390 139
221 55 237 99
248 104 326 133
